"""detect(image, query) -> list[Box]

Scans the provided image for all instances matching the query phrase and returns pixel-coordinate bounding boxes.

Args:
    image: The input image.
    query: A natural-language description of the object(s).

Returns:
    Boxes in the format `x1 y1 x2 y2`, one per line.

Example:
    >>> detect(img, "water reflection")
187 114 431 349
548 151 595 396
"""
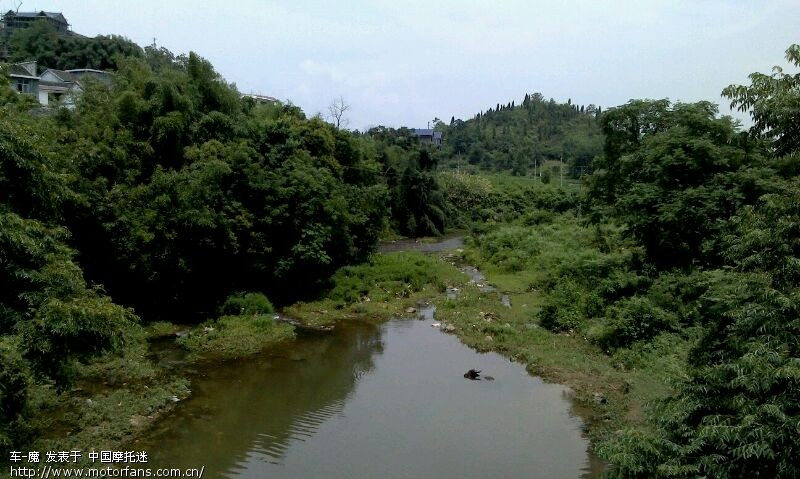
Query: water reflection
140 322 383 473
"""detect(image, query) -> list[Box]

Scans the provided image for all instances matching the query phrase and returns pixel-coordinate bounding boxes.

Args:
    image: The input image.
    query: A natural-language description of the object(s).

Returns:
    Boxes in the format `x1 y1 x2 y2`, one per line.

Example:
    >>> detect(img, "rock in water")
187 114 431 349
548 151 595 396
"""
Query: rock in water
464 369 481 380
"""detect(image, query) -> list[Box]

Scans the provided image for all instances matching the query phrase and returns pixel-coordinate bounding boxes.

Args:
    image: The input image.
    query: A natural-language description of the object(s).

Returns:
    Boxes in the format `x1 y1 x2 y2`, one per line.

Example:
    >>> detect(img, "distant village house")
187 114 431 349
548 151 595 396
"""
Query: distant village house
411 128 444 148
7 61 111 108
1 11 79 60
241 93 278 104
8 61 38 95
2 10 70 33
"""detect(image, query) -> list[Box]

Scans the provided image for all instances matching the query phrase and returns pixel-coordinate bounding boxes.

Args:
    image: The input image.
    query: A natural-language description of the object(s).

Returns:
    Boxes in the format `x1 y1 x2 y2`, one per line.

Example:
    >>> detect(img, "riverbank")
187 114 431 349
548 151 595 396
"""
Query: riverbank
445 231 690 449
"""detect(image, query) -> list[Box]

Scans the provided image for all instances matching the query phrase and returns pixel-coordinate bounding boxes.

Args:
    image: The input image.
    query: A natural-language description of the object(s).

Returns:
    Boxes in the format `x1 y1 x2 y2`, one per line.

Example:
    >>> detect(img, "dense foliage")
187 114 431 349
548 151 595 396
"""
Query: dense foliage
52 50 389 316
0 118 140 448
6 20 143 70
591 99 774 268
596 45 800 477
437 92 603 176
356 127 448 236
0 44 413 452
463 43 800 478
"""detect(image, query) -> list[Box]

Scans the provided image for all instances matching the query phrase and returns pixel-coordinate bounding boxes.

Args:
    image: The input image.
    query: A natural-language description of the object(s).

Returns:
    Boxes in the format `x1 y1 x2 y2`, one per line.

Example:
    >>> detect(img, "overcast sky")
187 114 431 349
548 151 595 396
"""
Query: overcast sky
6 0 799 130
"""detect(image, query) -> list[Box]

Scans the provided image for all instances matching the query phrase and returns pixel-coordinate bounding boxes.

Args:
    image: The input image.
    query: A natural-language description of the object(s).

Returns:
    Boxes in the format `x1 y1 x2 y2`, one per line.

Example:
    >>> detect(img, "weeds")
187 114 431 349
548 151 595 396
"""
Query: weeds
177 314 295 360
285 252 467 325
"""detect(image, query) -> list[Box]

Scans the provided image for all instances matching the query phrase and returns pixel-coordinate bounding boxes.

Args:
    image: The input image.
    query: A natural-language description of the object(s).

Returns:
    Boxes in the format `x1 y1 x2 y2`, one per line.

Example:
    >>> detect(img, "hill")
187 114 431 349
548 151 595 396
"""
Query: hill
437 92 603 177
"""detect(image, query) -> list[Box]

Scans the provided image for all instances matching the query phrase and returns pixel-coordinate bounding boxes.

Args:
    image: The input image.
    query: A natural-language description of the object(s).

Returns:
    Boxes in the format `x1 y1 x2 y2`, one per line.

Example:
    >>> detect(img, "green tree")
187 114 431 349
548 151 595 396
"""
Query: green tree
590 100 773 268
600 186 800 478
0 339 31 450
0 121 140 384
9 20 143 70
393 156 446 236
600 44 800 479
723 44 800 158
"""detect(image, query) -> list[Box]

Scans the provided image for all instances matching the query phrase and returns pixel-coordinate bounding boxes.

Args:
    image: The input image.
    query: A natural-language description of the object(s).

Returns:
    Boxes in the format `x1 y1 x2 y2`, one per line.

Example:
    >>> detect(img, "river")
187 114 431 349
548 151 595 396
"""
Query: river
138 237 604 478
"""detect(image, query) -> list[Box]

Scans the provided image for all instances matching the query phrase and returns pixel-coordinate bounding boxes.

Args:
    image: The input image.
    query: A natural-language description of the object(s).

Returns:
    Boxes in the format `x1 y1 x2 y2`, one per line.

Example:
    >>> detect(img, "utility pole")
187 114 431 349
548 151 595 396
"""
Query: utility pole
560 153 564 188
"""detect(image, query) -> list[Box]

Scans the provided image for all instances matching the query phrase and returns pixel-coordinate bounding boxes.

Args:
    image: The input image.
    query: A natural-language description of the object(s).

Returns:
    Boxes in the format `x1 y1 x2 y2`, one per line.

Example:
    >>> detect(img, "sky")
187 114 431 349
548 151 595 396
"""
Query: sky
5 0 799 130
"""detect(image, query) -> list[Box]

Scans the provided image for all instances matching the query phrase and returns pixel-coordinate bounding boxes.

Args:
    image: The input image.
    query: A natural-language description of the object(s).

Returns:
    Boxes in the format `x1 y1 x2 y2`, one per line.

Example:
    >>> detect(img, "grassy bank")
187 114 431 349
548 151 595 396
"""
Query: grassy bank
284 251 468 327
176 315 295 360
25 341 191 461
434 267 691 444
22 296 295 459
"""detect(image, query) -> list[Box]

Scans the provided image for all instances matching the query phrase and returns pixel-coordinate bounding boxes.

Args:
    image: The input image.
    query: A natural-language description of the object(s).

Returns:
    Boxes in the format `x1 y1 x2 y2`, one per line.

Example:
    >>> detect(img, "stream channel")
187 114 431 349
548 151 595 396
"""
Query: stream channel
138 235 604 478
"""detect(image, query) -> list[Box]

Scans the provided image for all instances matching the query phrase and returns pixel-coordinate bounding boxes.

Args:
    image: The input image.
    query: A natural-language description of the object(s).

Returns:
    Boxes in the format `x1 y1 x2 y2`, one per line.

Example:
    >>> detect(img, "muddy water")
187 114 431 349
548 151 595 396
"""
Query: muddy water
140 309 602 478
378 233 465 253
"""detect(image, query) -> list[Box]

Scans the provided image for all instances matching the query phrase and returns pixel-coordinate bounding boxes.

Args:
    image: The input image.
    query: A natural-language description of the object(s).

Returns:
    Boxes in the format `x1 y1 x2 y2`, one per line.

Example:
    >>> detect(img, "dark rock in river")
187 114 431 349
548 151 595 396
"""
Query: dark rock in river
464 369 481 380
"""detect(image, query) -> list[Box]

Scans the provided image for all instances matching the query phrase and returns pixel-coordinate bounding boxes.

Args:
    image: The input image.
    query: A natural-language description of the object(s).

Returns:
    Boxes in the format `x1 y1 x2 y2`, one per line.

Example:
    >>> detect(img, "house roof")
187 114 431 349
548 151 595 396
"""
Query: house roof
67 68 107 75
67 69 112 85
4 11 69 25
8 64 39 79
241 93 278 103
412 129 443 139
41 69 79 83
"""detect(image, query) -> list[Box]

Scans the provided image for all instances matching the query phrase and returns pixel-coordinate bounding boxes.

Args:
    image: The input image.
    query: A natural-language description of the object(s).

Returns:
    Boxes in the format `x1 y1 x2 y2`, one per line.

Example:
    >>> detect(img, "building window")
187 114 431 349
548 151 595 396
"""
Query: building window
15 79 35 94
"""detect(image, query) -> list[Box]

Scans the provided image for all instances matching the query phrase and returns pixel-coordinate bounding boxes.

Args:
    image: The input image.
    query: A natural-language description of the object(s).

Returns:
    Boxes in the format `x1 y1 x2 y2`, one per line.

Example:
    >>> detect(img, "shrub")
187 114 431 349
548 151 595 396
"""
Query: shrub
220 292 275 316
538 277 603 331
326 252 460 304
594 296 679 350
521 208 555 226
0 339 31 450
20 294 140 388
178 314 294 359
477 226 541 272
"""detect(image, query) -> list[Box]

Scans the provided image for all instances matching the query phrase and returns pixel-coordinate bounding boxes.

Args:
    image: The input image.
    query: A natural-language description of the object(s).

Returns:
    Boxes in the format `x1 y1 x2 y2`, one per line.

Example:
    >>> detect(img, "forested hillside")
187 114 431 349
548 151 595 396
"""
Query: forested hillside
436 93 603 176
